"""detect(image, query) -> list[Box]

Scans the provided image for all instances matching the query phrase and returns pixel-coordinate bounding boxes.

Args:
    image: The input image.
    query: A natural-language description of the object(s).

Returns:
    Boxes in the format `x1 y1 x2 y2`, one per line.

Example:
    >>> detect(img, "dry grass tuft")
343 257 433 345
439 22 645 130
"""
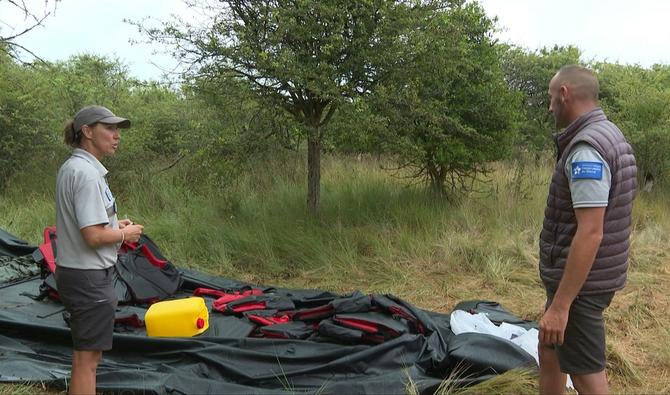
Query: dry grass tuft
433 367 538 395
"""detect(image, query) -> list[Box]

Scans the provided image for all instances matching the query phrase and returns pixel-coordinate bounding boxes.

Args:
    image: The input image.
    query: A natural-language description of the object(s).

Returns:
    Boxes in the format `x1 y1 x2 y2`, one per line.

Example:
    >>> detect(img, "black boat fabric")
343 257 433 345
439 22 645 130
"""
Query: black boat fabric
259 321 315 339
0 228 36 258
114 247 182 303
0 227 538 394
452 300 538 330
0 255 40 283
38 233 183 305
333 312 411 338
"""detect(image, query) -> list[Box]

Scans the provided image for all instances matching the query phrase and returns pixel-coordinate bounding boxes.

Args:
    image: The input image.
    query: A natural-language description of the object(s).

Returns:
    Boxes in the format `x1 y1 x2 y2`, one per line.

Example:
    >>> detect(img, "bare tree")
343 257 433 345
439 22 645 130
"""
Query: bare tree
0 0 60 62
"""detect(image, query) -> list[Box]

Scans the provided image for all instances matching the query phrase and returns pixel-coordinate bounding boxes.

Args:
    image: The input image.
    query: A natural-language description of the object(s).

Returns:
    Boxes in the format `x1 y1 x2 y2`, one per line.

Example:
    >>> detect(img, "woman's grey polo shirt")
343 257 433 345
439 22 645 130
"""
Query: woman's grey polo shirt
55 148 119 270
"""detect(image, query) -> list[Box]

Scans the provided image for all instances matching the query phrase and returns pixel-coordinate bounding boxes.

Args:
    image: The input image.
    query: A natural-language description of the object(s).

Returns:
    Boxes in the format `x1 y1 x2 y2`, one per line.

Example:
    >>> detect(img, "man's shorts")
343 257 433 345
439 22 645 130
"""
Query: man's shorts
545 291 615 375
55 266 118 351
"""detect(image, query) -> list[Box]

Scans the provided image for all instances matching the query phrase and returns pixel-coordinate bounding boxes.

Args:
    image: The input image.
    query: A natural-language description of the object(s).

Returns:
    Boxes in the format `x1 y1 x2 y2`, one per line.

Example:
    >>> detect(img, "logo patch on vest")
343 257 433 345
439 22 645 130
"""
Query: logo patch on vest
571 161 603 180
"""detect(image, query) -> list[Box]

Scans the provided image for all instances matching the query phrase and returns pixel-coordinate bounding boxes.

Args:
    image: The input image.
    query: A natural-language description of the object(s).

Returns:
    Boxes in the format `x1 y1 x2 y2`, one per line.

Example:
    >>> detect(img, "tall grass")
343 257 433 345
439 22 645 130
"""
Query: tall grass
0 383 57 395
1 152 668 393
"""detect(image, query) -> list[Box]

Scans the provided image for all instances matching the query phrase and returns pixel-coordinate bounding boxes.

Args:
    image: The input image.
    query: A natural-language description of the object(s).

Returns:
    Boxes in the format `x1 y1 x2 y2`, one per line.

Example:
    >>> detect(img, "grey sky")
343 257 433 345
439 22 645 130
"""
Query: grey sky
478 0 670 67
0 0 189 80
2 0 669 81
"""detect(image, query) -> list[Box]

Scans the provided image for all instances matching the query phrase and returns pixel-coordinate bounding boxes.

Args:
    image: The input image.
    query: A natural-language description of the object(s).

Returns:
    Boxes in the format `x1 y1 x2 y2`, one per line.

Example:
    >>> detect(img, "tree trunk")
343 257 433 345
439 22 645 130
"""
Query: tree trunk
307 126 321 214
430 176 446 197
427 160 445 196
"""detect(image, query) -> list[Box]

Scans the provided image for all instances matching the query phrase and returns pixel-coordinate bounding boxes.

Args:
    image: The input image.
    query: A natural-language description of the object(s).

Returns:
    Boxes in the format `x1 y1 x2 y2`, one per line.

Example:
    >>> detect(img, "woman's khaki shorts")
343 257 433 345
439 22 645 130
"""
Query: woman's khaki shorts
55 266 118 351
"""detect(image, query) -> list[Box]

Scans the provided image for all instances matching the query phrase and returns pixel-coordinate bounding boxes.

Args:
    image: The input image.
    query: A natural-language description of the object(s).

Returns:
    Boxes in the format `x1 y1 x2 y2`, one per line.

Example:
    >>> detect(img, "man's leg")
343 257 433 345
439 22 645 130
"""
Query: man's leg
550 292 614 395
539 344 567 395
69 350 102 395
571 370 609 395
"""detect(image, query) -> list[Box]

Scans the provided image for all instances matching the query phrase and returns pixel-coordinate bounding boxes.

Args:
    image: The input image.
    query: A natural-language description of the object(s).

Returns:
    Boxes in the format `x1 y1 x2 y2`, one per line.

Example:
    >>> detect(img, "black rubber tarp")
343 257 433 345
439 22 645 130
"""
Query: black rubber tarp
0 228 36 258
0 228 537 394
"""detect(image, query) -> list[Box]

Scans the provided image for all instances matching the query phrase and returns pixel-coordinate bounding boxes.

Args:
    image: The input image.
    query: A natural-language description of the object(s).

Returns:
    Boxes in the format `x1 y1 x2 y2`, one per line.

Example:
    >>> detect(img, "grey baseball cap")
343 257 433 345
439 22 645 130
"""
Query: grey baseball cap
73 105 131 132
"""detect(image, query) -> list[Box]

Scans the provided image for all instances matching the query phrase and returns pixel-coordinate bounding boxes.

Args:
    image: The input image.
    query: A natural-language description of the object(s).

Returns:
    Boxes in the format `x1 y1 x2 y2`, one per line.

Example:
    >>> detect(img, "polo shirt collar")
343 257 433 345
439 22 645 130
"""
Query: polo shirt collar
72 148 108 177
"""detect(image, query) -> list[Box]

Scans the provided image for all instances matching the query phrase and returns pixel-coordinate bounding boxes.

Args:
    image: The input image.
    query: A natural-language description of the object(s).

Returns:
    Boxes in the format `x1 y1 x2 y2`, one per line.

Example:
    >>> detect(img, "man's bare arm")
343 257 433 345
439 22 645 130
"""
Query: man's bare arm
539 206 605 346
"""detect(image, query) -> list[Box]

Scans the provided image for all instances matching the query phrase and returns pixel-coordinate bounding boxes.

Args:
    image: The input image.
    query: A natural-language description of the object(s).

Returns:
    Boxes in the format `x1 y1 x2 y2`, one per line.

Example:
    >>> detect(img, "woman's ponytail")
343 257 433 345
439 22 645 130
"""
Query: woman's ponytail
63 120 80 147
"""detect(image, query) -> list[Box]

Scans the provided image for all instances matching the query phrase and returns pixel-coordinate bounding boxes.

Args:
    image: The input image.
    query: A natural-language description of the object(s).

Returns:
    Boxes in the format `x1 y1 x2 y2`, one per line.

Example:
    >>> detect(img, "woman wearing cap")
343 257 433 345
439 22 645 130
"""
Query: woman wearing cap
55 105 144 394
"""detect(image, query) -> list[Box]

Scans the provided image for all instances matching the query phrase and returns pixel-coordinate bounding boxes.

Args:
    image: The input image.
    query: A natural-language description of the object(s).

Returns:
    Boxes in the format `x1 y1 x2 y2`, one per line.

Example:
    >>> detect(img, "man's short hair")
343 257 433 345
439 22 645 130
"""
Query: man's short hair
554 65 599 101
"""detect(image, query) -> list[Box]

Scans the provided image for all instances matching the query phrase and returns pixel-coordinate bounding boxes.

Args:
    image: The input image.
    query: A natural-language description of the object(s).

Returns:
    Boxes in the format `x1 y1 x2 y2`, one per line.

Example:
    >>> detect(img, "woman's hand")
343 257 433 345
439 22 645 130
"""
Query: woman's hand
122 224 144 243
119 218 133 229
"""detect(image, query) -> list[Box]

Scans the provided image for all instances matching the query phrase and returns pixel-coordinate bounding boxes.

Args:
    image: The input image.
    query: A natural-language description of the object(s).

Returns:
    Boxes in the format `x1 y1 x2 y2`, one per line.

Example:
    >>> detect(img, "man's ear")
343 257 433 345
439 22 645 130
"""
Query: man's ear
560 85 570 104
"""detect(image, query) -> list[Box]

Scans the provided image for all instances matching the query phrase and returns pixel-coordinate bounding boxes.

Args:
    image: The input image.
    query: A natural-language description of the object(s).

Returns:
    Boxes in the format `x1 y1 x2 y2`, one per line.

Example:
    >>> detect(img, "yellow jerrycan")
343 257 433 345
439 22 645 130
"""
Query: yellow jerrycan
145 296 209 337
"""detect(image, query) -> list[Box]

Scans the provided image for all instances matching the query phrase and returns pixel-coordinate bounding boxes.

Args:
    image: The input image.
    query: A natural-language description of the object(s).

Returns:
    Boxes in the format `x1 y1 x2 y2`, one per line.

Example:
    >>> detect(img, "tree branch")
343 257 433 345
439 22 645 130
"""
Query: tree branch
157 153 186 172
2 41 47 64
0 11 51 42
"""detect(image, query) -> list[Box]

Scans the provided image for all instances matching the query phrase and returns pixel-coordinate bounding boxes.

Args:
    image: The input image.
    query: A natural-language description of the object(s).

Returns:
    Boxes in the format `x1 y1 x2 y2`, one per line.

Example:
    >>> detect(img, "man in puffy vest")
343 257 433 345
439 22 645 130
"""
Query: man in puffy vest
538 65 636 394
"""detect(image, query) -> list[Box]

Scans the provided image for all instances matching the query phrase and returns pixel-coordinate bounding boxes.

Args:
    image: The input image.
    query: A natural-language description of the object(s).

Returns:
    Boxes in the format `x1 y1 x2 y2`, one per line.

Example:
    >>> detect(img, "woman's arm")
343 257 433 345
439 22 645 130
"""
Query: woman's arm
80 223 144 248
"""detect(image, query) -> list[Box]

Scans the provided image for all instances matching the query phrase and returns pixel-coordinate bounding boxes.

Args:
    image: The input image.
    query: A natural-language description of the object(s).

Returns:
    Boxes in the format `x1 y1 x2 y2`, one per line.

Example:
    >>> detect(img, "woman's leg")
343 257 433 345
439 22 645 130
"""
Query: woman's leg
69 350 102 395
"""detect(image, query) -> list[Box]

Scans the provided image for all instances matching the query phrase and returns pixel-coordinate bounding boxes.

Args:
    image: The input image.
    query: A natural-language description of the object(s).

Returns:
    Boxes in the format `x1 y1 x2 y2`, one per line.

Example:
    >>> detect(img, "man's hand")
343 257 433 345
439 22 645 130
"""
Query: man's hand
539 305 569 346
119 218 133 229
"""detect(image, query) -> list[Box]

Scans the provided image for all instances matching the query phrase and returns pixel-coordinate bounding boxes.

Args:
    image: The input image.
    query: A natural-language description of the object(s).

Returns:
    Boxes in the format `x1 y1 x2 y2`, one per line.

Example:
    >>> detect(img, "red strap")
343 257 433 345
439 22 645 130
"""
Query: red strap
231 302 267 313
389 306 425 334
121 241 137 252
193 288 229 298
43 226 56 243
333 317 378 333
38 226 57 273
38 243 56 273
121 241 169 269
247 315 275 326
270 315 291 324
293 305 334 320
140 244 168 269
212 294 249 311
210 289 266 312
248 314 291 326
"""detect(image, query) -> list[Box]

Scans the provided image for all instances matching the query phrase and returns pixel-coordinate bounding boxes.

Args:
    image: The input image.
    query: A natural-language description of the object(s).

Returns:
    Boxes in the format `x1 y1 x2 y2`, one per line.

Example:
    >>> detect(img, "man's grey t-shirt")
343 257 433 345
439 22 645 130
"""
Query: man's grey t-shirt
55 148 119 270
564 143 611 208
